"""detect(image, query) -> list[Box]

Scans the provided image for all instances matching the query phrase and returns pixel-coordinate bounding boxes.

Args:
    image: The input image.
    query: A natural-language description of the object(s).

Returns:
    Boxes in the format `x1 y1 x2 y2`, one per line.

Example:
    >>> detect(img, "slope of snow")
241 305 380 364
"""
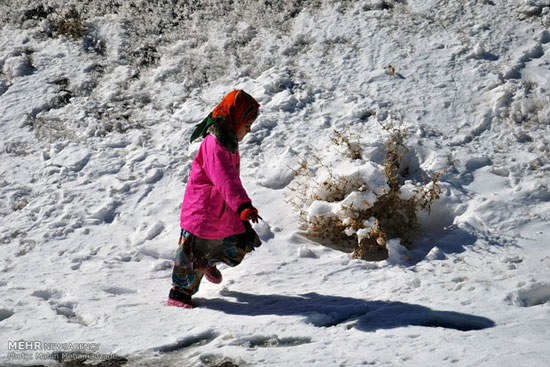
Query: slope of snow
1 1 549 366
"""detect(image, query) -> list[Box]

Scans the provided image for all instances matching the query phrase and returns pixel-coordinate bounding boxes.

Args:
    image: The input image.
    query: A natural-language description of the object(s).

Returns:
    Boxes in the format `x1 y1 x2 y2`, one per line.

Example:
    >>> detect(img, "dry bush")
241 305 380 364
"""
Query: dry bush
305 214 356 253
290 122 445 261
53 7 87 40
330 127 363 160
354 123 445 260
289 155 364 205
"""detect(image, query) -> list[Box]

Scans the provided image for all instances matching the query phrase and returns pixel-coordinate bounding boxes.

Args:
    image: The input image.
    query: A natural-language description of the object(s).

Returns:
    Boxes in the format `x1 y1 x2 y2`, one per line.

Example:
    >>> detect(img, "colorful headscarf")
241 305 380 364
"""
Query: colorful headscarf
190 90 260 143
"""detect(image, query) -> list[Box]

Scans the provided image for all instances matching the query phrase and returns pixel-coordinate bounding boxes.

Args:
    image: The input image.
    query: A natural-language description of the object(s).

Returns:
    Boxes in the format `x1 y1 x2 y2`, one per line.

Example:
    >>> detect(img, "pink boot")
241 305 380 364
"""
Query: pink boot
166 297 194 308
205 265 222 284
166 288 195 308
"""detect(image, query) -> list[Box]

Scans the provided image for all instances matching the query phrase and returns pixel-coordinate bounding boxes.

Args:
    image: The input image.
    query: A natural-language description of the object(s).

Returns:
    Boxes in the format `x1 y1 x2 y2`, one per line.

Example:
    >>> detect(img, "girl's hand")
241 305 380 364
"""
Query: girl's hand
240 207 262 223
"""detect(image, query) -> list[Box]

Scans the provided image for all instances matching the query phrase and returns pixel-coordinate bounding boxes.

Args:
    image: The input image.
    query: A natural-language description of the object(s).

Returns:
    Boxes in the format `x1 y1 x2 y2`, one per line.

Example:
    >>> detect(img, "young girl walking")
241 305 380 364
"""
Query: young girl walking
167 90 262 308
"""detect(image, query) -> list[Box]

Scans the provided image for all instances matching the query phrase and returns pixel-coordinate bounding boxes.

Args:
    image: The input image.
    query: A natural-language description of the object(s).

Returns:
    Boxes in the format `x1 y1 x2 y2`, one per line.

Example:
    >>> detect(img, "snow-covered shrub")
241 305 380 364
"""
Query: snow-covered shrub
289 123 444 261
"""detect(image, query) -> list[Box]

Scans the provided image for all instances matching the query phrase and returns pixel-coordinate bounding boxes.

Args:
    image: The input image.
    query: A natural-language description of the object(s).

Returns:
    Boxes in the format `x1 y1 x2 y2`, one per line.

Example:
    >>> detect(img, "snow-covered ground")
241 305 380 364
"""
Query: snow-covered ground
1 0 549 366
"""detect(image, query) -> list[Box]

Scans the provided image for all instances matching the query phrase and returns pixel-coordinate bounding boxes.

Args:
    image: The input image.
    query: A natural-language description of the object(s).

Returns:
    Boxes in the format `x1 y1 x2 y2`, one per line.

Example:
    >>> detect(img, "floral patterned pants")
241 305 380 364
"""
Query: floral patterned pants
171 226 259 296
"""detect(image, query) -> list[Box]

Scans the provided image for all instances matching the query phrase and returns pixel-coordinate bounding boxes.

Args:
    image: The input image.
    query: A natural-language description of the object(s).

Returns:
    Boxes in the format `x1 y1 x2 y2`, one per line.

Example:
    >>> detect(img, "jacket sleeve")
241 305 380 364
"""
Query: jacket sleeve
202 137 251 212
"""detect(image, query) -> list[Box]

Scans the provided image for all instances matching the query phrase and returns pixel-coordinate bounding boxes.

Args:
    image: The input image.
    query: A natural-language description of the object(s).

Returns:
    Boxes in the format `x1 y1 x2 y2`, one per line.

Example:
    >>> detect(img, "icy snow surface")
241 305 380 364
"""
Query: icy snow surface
1 0 550 366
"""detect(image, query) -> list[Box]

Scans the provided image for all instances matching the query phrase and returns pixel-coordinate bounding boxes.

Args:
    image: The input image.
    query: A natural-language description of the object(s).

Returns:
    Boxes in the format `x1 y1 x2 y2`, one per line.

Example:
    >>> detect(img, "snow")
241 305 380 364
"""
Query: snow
1 0 550 366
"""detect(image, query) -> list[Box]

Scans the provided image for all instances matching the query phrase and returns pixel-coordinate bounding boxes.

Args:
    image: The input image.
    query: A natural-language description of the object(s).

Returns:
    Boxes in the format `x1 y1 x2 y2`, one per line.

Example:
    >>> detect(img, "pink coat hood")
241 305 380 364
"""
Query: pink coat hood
180 134 251 239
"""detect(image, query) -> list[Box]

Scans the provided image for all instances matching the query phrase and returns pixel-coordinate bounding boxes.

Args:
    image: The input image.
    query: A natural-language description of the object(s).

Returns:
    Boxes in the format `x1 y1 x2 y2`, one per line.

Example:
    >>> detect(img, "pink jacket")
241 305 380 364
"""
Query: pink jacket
180 134 251 239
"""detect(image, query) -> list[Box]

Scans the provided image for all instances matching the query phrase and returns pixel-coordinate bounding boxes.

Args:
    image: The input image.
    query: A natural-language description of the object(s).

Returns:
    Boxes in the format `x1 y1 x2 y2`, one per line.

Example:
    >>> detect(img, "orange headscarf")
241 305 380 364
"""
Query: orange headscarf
212 90 260 133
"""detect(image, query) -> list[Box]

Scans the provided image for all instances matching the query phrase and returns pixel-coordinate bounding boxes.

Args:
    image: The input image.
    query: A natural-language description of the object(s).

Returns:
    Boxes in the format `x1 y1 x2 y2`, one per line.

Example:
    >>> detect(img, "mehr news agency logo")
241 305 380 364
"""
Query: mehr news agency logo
6 340 114 361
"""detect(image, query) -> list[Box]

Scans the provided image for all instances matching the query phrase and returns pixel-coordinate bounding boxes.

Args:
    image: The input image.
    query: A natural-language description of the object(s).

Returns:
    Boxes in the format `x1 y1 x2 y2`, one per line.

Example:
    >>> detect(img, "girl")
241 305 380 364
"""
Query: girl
167 90 262 308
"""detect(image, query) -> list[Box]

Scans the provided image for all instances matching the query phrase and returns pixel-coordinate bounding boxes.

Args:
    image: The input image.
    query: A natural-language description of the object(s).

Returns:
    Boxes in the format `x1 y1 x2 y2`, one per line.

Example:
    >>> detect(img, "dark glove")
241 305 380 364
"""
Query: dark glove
238 202 262 224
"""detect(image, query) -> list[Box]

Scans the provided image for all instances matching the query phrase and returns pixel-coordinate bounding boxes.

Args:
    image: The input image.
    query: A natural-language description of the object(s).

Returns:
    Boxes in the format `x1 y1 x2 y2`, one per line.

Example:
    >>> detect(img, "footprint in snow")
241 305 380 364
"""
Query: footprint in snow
232 335 311 348
152 330 218 353
103 286 138 296
0 308 15 322
0 80 8 97
30 289 87 325
53 301 87 325
31 288 62 301
144 168 163 184
91 200 121 224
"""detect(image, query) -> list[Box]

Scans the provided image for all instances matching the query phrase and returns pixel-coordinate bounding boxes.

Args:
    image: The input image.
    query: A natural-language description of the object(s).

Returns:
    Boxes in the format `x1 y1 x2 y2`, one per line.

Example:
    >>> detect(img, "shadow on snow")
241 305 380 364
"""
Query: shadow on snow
410 223 478 263
201 290 495 332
